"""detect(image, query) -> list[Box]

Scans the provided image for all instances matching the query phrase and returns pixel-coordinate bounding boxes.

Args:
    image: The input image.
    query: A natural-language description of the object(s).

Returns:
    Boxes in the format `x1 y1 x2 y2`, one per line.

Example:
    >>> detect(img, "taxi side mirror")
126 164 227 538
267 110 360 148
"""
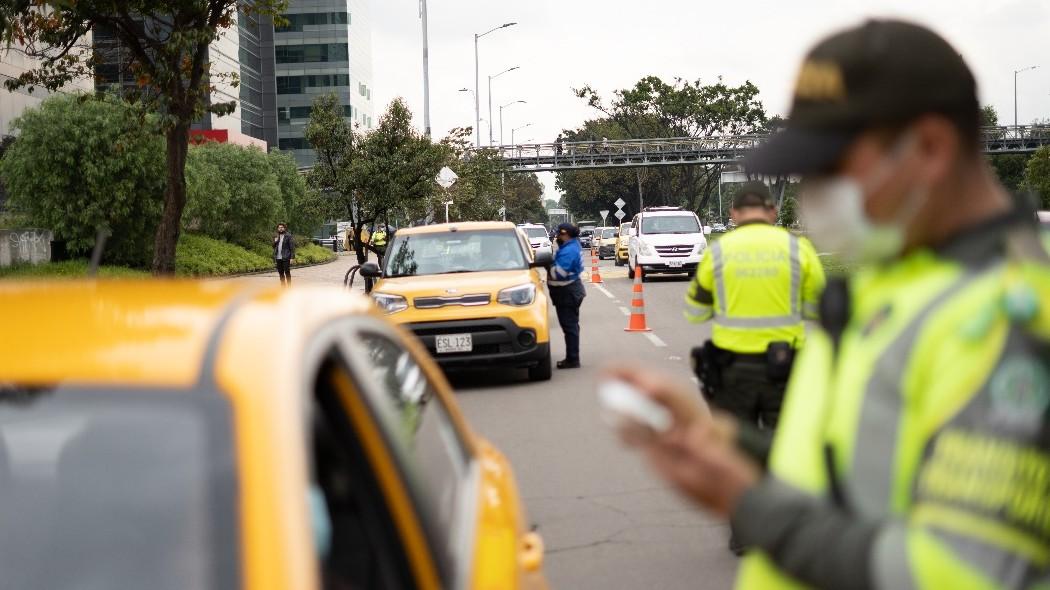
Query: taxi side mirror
531 250 553 268
359 262 382 278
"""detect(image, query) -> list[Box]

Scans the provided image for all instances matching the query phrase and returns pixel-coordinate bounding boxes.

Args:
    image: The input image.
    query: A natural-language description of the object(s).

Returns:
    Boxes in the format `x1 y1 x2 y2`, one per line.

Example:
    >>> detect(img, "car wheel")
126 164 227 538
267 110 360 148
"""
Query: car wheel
528 351 552 382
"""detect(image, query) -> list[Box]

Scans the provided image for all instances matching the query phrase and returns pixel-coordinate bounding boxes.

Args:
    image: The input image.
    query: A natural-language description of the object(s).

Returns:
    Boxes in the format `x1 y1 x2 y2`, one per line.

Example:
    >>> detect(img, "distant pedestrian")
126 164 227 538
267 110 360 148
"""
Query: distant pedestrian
273 223 295 286
555 134 564 156
548 223 586 369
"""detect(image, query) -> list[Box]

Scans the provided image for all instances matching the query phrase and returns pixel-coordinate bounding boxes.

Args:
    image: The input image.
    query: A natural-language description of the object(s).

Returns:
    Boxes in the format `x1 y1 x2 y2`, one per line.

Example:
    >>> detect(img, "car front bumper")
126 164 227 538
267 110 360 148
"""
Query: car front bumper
598 244 616 257
406 317 550 369
634 254 700 274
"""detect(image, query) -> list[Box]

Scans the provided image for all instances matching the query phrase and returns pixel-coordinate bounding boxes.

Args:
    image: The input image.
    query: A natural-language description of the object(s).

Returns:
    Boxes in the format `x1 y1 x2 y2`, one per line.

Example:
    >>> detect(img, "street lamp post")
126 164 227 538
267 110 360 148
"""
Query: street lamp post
444 201 454 223
511 122 532 146
488 66 519 146
1014 65 1040 128
499 100 526 146
419 0 431 137
474 22 517 147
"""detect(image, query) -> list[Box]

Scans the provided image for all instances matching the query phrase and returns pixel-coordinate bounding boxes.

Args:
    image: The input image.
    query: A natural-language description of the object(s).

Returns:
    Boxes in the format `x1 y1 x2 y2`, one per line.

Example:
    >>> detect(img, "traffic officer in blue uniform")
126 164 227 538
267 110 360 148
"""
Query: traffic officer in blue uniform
611 20 1050 589
549 223 586 369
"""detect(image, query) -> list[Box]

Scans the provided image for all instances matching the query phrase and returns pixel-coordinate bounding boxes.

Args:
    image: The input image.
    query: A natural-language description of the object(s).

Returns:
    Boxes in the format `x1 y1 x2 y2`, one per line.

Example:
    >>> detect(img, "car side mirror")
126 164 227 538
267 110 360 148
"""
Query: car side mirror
359 262 382 279
531 250 553 268
628 228 637 237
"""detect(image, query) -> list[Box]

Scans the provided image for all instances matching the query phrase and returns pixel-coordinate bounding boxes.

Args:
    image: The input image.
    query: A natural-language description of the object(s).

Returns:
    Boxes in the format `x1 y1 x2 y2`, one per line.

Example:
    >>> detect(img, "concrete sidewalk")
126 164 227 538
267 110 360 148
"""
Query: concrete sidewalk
225 251 377 296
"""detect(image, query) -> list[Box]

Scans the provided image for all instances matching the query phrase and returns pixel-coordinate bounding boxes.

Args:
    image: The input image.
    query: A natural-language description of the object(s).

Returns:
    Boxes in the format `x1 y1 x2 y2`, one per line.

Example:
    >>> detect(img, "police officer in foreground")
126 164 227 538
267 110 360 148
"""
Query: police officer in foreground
684 180 825 554
611 20 1050 588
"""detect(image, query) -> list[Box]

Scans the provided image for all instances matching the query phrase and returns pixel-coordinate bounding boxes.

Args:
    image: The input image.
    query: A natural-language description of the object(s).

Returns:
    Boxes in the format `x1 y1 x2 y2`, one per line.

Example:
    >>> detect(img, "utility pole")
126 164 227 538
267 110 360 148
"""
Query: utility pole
419 0 431 137
474 23 517 147
636 168 644 212
1014 65 1039 128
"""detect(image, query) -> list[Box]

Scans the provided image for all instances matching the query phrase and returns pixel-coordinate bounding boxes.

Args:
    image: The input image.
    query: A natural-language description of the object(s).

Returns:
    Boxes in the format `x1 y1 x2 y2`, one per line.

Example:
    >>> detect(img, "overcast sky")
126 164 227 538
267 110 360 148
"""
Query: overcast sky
368 0 1050 201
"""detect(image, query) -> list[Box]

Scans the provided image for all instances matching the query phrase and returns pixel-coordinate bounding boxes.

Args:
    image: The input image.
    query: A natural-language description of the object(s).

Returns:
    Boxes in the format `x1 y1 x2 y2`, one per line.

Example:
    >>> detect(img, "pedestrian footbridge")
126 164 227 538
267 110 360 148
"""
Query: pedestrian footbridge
488 126 1050 173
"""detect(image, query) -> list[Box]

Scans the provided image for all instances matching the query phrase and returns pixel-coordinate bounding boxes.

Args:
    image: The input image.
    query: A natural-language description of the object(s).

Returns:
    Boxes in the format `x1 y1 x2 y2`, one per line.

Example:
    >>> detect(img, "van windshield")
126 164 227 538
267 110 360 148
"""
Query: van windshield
641 215 700 235
524 227 548 240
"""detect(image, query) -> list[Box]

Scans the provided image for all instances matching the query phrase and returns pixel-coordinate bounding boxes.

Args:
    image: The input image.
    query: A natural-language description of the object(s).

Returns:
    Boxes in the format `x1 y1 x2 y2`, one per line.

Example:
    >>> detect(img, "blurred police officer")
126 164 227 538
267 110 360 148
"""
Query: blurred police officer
684 181 825 553
613 19 1050 589
549 223 586 369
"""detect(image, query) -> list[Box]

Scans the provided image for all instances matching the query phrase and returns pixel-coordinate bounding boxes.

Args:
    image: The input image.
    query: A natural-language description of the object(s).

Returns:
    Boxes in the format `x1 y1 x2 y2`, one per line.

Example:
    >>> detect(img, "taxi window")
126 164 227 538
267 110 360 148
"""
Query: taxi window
0 387 237 590
384 230 527 276
359 333 471 582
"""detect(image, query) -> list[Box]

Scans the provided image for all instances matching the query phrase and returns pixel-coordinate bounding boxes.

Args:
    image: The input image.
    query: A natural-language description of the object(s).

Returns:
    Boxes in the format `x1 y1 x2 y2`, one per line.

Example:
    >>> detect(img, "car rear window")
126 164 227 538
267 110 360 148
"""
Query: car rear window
0 387 237 590
524 227 548 239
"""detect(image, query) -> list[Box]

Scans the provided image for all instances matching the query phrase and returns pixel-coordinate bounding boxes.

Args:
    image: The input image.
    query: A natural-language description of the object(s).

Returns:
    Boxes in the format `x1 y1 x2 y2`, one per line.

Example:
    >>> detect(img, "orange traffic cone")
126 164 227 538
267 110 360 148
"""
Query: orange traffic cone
589 245 603 284
624 265 651 332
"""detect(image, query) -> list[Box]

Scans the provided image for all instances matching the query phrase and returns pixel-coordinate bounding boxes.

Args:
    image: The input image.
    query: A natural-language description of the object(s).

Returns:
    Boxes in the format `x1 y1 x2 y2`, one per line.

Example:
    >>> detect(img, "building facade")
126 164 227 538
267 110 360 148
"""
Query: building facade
276 0 374 166
1 40 95 139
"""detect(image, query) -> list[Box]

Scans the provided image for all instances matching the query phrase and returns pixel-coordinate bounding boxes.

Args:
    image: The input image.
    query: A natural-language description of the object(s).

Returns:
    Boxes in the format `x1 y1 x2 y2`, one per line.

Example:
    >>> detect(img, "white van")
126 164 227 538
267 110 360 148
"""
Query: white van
627 207 707 280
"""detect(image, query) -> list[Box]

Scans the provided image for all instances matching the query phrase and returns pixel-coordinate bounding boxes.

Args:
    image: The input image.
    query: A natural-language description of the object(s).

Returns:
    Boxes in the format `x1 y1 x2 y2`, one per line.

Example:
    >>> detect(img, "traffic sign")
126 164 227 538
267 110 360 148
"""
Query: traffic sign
548 208 567 215
614 210 626 220
614 198 626 209
436 166 458 189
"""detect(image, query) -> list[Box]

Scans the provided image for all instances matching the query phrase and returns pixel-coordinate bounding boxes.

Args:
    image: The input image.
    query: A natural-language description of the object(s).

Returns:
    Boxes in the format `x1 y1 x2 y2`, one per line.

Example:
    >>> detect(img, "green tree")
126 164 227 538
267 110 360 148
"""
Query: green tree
2 0 287 274
0 94 164 265
1023 146 1050 209
438 128 503 221
182 141 281 247
980 105 999 127
990 154 1031 192
268 149 325 236
559 75 768 219
504 173 547 225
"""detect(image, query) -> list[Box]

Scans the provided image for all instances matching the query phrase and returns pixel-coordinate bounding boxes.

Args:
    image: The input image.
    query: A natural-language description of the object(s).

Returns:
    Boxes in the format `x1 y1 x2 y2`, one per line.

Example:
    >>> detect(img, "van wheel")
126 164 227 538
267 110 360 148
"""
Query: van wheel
529 352 552 382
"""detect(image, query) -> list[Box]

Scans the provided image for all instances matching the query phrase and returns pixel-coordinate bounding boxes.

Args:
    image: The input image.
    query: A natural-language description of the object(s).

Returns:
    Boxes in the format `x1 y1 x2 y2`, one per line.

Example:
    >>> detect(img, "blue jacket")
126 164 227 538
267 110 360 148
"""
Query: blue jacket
549 238 584 286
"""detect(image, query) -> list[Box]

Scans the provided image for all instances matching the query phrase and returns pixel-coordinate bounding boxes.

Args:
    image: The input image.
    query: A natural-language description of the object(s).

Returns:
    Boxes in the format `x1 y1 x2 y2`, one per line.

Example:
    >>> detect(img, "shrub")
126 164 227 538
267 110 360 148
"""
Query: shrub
0 260 148 279
175 233 271 276
0 94 165 266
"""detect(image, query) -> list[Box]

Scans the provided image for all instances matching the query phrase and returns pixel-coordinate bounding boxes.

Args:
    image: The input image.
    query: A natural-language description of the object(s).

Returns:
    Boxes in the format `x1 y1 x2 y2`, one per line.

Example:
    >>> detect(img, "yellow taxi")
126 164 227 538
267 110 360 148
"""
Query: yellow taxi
614 222 631 266
362 222 553 382
0 280 546 590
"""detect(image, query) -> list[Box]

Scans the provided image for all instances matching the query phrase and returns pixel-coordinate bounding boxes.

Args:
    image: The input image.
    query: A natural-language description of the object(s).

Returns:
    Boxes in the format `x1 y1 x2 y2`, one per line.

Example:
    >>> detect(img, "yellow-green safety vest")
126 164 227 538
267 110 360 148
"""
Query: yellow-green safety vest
737 235 1050 589
685 223 826 353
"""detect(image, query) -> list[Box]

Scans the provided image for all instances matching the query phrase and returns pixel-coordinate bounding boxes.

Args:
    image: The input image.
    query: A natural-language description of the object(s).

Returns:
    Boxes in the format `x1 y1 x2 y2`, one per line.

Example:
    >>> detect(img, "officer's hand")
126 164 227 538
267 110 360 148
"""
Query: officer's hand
604 364 760 517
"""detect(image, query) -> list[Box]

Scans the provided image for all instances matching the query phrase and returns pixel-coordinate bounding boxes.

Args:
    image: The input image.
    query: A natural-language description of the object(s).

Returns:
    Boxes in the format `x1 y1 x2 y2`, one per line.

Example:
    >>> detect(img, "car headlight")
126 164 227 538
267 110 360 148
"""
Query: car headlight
371 292 408 314
638 241 654 256
542 240 551 248
497 283 536 306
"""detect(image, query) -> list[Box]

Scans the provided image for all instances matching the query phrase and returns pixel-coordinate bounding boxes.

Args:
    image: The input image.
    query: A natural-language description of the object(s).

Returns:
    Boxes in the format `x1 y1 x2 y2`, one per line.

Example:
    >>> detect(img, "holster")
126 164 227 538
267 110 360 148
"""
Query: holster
766 341 796 382
690 341 733 395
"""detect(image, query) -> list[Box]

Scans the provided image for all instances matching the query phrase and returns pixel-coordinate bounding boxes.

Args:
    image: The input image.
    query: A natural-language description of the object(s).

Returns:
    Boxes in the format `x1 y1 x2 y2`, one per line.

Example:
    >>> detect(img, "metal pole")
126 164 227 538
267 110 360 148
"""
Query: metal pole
717 172 723 223
636 168 644 212
420 0 431 138
1015 70 1018 129
474 34 480 147
488 76 494 146
499 105 504 146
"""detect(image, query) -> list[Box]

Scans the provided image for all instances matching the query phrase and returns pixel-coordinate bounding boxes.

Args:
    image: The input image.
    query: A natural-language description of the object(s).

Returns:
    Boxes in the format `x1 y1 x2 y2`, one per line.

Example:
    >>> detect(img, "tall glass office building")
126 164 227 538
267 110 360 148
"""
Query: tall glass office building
276 0 374 167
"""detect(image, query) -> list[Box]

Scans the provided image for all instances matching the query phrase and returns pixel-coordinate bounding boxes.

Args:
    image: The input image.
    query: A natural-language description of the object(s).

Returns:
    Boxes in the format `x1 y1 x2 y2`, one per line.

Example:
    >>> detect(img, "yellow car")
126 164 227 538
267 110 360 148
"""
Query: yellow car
614 222 631 266
362 221 553 382
0 280 546 590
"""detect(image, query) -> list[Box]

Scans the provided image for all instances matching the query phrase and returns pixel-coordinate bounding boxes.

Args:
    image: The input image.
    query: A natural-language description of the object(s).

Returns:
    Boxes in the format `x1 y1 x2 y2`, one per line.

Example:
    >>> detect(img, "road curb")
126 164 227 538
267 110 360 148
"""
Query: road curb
213 253 348 279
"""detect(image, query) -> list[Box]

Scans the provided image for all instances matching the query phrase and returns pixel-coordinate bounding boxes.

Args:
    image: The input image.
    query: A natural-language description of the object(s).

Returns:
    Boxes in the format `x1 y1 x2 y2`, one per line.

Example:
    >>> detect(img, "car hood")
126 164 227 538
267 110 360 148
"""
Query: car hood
373 269 538 299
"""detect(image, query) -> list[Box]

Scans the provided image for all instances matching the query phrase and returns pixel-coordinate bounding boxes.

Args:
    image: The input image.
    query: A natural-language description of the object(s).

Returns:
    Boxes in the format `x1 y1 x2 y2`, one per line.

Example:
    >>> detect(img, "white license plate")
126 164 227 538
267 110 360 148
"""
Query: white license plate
436 333 473 354
667 260 684 268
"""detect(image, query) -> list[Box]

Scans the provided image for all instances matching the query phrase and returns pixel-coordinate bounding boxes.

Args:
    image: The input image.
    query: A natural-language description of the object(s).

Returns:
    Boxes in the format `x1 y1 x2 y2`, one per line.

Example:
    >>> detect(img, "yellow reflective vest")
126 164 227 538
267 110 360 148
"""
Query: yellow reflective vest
735 225 1050 589
685 222 826 353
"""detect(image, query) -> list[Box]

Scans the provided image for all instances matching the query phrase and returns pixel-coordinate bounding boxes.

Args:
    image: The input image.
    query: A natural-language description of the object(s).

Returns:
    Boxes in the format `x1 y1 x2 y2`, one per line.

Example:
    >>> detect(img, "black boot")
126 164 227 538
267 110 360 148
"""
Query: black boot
556 359 581 369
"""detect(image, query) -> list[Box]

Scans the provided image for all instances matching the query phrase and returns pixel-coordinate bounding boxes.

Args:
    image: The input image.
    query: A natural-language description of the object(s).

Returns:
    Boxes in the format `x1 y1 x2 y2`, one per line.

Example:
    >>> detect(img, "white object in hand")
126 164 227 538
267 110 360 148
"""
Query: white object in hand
599 379 672 433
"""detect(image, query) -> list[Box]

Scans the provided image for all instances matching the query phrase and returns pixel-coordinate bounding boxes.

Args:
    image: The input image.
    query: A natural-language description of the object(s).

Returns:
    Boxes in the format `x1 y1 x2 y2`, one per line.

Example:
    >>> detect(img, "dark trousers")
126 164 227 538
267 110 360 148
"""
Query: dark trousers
549 280 585 362
276 258 291 284
705 358 787 552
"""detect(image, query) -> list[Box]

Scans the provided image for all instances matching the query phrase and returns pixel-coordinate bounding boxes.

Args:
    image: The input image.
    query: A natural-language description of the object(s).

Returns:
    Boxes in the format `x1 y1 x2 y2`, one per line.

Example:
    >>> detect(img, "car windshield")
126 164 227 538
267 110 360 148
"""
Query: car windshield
619 224 631 234
0 387 236 590
641 215 701 234
524 227 548 239
384 230 528 277
601 228 617 239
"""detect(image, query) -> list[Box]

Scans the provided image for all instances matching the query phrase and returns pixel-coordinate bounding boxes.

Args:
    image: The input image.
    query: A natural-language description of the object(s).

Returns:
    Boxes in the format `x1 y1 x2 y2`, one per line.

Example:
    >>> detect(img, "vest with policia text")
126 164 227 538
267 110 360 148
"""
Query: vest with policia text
736 222 1050 589
685 222 826 353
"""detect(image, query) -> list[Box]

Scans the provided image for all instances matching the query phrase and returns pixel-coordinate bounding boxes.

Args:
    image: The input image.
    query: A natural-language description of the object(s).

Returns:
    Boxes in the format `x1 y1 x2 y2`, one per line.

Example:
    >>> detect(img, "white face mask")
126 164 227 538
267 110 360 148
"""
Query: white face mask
800 136 927 264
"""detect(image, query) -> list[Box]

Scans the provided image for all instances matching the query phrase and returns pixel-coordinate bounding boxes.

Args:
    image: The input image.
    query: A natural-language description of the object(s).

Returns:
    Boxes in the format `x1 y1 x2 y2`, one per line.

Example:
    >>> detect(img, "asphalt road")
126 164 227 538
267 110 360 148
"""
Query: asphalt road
450 258 738 590
231 253 739 589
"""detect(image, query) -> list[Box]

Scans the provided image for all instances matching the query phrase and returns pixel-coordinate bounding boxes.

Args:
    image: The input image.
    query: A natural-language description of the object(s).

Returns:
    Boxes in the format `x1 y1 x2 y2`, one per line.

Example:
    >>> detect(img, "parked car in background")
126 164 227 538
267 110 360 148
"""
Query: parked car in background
518 223 554 259
576 221 597 248
596 227 618 259
711 222 727 233
615 222 631 266
0 281 548 590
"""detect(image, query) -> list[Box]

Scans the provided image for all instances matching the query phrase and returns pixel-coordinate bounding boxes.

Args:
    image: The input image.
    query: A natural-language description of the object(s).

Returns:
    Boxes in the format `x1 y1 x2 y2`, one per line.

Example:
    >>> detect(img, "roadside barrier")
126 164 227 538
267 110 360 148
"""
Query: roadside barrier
589 244 603 284
624 264 651 332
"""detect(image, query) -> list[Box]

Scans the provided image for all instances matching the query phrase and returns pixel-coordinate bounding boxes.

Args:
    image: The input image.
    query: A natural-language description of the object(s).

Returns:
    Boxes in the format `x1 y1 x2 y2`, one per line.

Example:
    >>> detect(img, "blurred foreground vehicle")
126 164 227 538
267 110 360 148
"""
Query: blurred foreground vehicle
0 281 546 590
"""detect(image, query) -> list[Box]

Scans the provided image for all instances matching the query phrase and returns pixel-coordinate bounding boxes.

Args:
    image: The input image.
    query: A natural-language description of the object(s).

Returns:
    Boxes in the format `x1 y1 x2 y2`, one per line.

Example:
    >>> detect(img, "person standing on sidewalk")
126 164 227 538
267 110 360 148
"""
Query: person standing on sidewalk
273 223 295 286
548 223 586 369
683 181 826 554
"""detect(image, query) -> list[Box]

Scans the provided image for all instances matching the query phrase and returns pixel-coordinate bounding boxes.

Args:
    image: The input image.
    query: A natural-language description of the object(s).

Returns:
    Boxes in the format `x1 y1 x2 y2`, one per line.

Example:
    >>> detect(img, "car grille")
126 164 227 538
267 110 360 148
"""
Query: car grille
413 293 491 309
654 245 694 258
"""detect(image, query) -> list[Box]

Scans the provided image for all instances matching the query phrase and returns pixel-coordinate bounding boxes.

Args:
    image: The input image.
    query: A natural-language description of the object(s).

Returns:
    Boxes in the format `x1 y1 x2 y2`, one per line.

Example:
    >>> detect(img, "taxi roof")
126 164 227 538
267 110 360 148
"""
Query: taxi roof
0 280 376 388
394 221 517 236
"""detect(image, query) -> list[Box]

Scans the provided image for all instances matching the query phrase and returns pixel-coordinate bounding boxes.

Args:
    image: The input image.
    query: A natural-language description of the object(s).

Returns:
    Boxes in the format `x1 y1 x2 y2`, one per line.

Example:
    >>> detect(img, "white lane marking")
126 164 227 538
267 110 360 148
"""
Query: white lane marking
618 306 630 316
594 284 615 299
644 333 668 348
